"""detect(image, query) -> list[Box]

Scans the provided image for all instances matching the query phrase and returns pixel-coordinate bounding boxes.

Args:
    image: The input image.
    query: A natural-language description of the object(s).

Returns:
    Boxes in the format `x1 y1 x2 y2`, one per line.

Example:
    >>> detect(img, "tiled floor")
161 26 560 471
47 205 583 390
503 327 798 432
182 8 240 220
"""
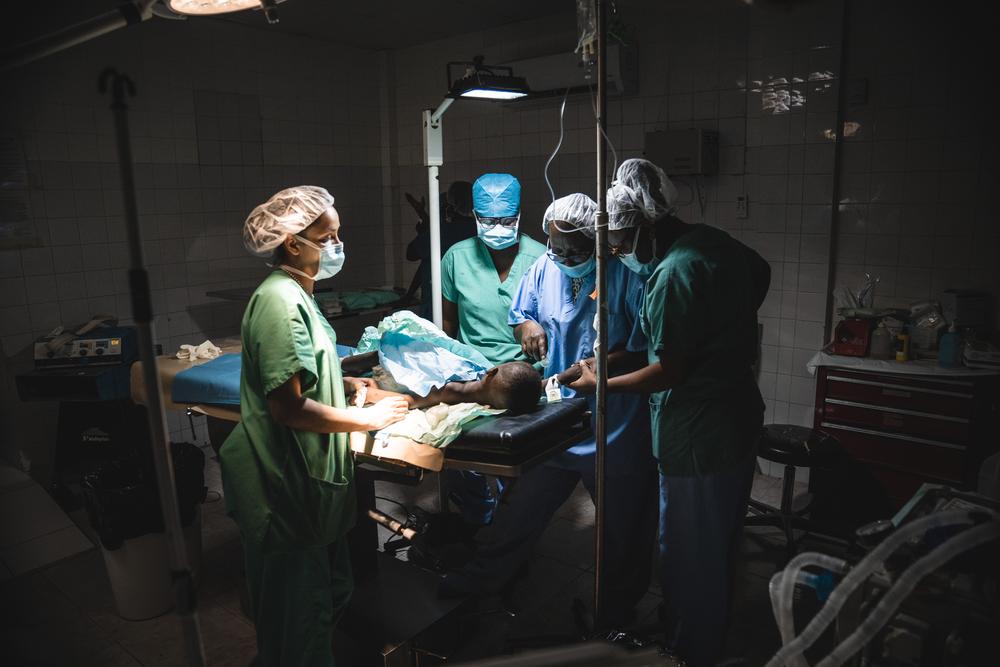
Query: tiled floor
0 466 92 579
0 449 815 666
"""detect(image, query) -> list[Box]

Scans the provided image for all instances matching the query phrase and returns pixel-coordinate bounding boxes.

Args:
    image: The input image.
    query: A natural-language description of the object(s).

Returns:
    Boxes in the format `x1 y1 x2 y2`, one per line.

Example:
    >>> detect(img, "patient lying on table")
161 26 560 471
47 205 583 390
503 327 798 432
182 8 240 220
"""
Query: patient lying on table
354 311 542 447
402 360 540 414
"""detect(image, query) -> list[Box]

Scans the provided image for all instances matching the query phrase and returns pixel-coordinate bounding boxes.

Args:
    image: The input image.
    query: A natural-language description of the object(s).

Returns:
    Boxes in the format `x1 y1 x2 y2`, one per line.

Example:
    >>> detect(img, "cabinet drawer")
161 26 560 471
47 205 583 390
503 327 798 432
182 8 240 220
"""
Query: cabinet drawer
825 373 972 419
822 399 969 443
819 421 966 483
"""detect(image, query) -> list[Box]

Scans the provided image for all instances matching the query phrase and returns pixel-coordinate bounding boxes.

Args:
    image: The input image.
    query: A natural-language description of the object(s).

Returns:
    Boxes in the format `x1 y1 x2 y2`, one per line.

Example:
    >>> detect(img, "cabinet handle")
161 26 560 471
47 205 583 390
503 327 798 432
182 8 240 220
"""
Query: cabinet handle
819 422 966 451
827 374 973 398
882 389 911 399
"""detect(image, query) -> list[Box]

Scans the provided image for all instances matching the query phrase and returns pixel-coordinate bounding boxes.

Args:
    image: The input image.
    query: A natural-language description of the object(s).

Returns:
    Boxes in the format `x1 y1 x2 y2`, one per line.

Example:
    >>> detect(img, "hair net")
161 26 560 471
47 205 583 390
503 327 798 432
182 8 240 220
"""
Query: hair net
607 182 646 231
542 193 597 238
613 158 678 220
243 185 335 258
473 173 521 218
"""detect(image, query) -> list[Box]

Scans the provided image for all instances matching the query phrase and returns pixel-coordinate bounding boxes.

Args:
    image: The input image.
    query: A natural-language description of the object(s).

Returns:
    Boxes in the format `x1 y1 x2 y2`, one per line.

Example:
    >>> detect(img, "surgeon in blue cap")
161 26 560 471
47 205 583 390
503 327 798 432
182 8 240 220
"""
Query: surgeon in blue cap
440 173 545 527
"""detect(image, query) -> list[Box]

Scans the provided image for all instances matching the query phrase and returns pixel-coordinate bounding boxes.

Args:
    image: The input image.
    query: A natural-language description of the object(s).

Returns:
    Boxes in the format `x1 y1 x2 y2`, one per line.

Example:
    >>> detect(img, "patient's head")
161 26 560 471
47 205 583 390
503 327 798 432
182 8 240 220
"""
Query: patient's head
481 361 542 414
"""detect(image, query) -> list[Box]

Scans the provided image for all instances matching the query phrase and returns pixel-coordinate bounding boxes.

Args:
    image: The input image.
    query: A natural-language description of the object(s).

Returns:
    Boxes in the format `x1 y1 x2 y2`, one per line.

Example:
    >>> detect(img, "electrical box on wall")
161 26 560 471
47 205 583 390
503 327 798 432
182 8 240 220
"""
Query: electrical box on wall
643 129 718 175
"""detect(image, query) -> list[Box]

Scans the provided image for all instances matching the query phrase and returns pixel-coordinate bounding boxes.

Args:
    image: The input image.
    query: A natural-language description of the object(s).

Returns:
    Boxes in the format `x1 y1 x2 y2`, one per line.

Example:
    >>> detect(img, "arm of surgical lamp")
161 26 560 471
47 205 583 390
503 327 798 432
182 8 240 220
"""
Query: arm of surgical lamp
1 0 158 71
422 96 454 329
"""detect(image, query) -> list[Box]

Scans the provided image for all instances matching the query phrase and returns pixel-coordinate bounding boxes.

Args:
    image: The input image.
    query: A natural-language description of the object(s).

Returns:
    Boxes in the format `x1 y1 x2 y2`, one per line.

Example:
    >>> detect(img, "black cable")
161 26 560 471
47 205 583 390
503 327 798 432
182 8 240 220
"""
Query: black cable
375 496 409 514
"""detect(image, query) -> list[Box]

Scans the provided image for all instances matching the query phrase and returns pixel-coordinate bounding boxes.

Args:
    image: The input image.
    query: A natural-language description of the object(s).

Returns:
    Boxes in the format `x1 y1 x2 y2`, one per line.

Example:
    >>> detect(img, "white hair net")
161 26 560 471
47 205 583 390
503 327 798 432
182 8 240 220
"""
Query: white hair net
607 182 646 231
243 185 335 258
542 193 598 238
613 158 678 222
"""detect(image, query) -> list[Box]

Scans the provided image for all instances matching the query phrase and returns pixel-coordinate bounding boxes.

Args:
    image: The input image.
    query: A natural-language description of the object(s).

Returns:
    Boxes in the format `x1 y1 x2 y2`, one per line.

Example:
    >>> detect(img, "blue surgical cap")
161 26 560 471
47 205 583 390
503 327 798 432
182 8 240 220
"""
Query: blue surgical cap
472 173 521 218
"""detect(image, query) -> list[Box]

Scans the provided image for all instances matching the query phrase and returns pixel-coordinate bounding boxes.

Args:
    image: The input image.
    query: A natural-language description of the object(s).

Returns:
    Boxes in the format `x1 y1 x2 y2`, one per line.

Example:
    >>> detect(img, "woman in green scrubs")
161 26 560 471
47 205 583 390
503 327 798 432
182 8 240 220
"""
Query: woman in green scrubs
220 186 408 666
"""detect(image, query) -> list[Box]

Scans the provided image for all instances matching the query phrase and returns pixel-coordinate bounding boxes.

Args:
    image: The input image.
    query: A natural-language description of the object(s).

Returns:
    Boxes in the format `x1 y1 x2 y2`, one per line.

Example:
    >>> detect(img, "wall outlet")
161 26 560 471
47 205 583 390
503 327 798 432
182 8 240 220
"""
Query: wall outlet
736 194 749 219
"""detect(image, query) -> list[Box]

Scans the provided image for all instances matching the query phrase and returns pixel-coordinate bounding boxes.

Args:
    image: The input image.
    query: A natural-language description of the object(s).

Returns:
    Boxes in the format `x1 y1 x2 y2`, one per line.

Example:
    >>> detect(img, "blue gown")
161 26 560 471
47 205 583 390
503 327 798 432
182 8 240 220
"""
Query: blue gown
448 255 658 627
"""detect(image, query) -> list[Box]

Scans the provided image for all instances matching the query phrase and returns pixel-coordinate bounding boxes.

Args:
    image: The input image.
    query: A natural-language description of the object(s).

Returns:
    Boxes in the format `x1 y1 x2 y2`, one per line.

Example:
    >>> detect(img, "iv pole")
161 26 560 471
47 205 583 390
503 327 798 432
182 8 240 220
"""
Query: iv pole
100 68 206 667
592 0 610 627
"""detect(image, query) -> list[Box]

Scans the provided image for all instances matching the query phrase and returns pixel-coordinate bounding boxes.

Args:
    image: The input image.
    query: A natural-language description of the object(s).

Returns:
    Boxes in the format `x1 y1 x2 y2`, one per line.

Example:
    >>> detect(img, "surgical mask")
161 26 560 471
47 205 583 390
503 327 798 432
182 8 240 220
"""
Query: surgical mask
476 213 520 250
286 235 345 280
555 255 595 279
619 252 657 278
618 227 658 278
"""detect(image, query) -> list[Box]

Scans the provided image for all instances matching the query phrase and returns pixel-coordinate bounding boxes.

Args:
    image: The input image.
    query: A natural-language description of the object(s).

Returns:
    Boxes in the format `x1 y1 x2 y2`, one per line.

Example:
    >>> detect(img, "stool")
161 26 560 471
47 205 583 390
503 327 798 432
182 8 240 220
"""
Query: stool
745 424 841 559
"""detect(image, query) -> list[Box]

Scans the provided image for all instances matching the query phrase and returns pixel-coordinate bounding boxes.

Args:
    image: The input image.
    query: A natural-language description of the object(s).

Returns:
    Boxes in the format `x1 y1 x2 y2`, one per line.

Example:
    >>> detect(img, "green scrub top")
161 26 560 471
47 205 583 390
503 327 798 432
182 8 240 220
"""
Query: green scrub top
441 235 545 367
641 224 771 477
220 271 355 553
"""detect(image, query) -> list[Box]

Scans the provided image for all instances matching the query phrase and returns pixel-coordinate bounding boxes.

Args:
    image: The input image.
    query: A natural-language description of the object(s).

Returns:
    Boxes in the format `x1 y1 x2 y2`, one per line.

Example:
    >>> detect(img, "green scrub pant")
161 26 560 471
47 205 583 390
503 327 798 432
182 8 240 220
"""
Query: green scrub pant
244 539 353 667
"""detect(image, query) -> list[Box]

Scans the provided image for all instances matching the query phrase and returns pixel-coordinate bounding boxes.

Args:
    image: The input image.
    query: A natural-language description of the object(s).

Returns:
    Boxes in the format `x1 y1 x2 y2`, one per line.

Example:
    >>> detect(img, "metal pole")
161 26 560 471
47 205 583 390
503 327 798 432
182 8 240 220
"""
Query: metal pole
593 0 610 628
428 164 443 327
100 68 206 667
424 97 453 329
822 0 853 341
1 1 155 72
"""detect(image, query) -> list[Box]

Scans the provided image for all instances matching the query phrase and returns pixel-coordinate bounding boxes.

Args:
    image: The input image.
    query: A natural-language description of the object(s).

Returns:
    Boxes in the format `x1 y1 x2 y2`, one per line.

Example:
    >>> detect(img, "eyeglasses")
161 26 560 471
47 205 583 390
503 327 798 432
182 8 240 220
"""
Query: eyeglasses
608 228 641 258
474 212 520 229
546 241 593 266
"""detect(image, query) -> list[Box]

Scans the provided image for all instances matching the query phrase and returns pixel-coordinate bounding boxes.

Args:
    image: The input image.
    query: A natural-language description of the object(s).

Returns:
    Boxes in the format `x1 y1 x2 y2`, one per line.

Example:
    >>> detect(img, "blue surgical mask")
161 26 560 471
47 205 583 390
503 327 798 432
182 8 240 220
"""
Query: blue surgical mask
476 213 520 250
555 255 595 278
289 235 346 280
618 227 658 277
619 252 657 278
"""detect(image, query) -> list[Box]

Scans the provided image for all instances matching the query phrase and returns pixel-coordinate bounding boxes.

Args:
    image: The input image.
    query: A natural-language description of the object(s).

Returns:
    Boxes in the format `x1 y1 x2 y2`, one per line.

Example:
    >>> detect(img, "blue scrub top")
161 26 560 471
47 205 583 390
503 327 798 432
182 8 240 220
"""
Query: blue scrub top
510 255 652 475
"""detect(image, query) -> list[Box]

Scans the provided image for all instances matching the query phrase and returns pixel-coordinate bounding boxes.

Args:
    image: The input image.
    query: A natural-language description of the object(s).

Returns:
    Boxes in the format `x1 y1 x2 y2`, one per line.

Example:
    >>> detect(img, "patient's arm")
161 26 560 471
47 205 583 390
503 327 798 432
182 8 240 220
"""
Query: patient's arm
405 380 484 409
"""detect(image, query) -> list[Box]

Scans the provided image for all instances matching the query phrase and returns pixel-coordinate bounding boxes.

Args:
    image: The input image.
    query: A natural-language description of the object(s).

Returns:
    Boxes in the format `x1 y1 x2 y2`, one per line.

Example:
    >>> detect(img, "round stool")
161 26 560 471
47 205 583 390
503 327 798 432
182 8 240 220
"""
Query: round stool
745 424 841 558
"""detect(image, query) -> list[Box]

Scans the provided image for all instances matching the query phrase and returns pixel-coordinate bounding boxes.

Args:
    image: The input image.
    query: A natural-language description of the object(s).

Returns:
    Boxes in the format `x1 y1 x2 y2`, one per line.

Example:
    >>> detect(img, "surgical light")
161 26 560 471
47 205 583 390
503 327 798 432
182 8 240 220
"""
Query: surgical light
447 58 530 101
167 0 283 20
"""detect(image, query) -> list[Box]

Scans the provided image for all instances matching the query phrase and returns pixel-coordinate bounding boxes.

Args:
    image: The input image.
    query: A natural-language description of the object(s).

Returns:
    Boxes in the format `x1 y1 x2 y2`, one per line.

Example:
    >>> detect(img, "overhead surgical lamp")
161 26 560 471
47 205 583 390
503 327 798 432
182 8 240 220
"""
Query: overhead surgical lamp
448 60 530 101
0 0 285 70
167 0 284 23
422 57 530 327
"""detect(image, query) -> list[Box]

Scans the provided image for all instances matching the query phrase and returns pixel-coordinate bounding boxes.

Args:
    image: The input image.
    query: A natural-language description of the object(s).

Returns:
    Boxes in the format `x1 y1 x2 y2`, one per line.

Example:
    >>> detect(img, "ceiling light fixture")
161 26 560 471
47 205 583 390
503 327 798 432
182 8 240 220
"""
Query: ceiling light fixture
447 57 530 100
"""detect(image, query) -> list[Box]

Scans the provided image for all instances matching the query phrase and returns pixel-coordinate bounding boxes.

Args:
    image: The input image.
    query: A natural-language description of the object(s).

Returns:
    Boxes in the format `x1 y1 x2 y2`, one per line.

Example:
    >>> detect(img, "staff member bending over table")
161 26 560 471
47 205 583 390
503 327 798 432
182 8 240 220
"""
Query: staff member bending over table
570 159 771 667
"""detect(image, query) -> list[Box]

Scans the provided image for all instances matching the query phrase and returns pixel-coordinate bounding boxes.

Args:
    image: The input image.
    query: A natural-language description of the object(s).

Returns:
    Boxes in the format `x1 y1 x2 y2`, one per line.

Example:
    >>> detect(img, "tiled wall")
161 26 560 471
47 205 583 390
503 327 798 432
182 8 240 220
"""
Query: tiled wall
384 0 846 451
832 2 999 318
0 18 383 461
2 1 995 477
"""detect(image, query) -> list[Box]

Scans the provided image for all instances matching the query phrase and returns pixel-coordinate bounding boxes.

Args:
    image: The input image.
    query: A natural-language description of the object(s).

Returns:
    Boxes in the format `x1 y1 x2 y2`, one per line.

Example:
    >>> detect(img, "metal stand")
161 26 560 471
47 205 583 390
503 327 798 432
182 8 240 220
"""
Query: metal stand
100 68 206 667
592 0 611 627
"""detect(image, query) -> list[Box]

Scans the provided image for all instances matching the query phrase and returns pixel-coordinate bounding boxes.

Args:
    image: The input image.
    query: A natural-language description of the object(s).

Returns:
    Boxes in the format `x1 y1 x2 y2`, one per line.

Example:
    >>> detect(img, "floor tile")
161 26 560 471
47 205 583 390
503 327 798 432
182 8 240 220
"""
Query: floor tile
1 524 94 576
0 483 75 548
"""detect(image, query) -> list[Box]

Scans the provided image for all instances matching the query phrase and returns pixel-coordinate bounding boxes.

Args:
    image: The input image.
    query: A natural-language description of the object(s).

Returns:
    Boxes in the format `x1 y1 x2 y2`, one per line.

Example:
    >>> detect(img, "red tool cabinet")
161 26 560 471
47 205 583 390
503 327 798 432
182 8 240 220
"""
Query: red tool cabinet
812 365 1000 508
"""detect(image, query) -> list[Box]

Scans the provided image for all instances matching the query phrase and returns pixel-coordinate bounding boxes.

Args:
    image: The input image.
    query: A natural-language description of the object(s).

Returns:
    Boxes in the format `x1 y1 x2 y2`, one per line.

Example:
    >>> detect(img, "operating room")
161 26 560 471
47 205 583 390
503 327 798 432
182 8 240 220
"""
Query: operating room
1 0 999 666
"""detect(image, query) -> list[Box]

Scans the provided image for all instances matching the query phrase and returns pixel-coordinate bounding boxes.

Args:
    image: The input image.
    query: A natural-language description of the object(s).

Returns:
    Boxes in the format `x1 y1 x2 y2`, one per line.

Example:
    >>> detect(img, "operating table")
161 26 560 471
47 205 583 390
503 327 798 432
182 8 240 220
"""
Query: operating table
131 342 593 663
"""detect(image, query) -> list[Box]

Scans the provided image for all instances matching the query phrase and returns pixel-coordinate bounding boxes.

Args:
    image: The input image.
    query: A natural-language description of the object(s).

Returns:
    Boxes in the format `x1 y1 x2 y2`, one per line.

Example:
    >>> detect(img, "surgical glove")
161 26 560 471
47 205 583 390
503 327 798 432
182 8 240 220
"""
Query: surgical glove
176 340 222 362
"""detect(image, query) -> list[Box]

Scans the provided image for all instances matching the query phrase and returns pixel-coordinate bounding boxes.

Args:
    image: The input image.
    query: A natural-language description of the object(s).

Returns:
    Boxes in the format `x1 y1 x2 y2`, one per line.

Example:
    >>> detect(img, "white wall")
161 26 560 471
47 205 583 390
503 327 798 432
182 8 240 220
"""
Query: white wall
385 0 845 440
0 17 383 462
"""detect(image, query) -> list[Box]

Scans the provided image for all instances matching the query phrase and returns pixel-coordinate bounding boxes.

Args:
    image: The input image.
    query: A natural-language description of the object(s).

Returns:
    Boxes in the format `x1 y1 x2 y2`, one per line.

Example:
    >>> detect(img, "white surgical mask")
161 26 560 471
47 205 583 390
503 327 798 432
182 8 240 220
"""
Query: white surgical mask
476 212 520 250
285 235 345 280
